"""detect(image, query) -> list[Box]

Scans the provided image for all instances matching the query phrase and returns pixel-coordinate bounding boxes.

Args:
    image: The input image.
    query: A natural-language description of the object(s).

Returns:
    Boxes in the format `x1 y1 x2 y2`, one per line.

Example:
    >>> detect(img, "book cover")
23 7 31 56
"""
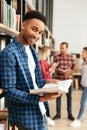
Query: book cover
30 79 72 94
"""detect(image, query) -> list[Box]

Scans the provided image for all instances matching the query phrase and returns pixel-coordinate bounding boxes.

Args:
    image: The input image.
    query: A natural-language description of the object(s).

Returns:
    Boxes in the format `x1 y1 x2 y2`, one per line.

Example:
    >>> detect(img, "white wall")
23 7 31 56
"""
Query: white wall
53 0 87 53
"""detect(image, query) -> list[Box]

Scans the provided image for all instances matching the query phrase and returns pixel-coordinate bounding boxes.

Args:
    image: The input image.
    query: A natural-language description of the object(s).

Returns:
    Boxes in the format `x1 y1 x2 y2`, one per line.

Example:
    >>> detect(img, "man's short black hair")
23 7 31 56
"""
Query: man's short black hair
23 10 46 24
60 42 68 48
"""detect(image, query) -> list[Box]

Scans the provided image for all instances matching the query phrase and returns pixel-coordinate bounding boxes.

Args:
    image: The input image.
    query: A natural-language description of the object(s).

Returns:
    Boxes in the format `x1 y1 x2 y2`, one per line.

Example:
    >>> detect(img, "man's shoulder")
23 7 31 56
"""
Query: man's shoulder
66 53 73 58
1 38 24 55
54 53 61 57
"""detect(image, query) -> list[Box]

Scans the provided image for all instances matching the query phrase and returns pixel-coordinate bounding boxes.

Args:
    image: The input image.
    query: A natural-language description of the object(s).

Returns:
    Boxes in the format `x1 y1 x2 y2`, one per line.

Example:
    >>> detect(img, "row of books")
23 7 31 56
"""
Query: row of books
0 0 20 31
0 37 13 51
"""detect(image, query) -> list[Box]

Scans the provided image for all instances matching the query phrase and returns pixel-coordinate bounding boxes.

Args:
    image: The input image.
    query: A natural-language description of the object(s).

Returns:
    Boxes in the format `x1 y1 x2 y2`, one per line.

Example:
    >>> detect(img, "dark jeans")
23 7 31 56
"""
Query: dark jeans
56 86 73 116
44 101 50 117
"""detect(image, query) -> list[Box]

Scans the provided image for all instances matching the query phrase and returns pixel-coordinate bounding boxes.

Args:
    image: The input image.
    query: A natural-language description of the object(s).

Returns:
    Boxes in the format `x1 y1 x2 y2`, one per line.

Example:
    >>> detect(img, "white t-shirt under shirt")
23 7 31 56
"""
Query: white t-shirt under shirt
24 45 46 115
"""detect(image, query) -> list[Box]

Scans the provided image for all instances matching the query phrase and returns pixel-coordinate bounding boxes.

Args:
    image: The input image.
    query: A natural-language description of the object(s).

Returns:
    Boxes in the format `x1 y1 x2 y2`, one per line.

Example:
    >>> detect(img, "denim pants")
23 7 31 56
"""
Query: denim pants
15 114 48 130
77 87 87 119
56 86 72 115
44 101 50 117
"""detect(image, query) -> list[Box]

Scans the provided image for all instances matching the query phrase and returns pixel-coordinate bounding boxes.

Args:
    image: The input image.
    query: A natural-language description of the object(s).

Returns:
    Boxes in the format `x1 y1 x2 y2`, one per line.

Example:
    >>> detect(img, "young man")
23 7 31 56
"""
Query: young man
0 11 60 130
52 42 78 121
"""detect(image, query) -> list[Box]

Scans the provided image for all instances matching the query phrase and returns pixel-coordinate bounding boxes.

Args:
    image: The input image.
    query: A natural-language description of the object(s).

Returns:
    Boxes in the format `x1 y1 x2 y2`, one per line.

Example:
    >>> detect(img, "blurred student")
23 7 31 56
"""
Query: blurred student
39 46 58 126
52 42 78 121
70 47 87 127
76 53 82 70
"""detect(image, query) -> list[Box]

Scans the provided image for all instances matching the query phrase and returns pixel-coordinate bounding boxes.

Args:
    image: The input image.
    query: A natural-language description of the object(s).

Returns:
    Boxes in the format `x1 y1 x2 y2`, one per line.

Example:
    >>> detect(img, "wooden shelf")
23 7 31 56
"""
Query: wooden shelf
0 23 19 37
0 110 8 119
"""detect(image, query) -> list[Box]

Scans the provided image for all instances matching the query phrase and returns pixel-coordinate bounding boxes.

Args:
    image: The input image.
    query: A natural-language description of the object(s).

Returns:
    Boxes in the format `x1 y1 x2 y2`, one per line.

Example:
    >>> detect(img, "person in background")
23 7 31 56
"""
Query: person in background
74 53 82 90
70 47 87 127
39 46 58 126
0 11 60 130
52 42 78 121
76 53 82 69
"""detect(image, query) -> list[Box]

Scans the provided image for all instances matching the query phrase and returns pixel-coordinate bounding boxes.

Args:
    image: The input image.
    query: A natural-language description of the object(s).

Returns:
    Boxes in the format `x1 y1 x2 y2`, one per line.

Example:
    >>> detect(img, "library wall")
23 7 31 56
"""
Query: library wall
53 0 87 53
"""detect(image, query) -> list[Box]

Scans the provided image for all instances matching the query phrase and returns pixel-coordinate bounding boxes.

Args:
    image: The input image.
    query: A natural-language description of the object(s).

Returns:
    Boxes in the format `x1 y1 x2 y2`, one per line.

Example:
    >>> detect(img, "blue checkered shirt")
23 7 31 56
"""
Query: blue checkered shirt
0 38 46 129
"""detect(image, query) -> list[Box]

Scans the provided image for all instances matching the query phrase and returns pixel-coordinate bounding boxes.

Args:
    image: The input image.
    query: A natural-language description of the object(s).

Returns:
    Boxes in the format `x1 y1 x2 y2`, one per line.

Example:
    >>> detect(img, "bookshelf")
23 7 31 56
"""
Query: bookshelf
0 0 54 48
0 23 19 37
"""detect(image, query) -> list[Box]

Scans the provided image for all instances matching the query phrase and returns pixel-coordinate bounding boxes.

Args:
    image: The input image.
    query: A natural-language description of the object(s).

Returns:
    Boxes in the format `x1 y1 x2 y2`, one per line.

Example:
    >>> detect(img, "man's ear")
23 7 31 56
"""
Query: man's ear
21 22 26 30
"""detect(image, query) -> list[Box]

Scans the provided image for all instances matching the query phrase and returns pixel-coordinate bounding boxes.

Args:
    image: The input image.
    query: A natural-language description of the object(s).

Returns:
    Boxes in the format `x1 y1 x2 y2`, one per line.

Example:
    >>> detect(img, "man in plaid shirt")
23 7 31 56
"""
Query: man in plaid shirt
52 42 78 121
0 11 60 130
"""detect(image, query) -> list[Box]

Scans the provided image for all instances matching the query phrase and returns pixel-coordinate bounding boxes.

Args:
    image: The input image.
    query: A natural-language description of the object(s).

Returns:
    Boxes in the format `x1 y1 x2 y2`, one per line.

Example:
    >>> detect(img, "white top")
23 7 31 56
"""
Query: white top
24 45 46 115
81 63 87 87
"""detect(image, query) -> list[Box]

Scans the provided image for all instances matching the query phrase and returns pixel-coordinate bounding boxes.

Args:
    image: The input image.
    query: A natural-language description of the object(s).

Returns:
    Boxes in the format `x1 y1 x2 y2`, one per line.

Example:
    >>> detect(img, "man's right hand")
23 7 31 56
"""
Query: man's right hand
39 92 61 102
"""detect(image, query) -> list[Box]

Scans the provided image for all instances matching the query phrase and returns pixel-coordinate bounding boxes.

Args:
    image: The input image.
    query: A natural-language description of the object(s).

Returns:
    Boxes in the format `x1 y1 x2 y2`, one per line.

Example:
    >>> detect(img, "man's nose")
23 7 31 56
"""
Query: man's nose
34 32 40 39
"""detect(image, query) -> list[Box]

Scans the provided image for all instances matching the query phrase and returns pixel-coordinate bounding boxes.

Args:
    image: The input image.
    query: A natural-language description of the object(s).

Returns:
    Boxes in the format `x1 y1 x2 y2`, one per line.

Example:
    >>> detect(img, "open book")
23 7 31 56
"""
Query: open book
30 79 72 94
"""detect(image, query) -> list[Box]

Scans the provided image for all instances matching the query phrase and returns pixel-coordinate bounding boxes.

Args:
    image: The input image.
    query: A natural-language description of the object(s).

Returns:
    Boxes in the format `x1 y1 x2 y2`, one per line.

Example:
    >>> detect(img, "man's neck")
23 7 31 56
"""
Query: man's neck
61 53 68 57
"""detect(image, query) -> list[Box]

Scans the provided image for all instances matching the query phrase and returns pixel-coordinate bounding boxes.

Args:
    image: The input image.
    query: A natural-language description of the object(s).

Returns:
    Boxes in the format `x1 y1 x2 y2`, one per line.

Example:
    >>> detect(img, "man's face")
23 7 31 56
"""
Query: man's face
82 49 87 59
46 49 51 58
21 18 45 45
60 44 68 55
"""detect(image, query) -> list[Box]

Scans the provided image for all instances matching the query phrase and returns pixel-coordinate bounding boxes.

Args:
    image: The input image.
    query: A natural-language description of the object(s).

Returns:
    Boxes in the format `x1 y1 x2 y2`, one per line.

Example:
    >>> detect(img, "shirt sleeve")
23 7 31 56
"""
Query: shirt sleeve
40 60 51 79
54 55 59 62
0 52 40 105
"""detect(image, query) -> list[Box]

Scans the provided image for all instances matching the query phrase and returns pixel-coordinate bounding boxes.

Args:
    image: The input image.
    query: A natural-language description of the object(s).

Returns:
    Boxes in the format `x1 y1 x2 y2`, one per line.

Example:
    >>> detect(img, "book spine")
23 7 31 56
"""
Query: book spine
0 0 5 24
0 0 1 22
0 39 6 51
16 14 20 31
0 97 5 110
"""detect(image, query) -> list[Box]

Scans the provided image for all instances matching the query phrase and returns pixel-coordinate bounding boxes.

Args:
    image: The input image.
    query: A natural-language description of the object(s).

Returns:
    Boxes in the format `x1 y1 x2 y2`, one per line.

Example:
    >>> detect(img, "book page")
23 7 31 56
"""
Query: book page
58 68 71 72
30 79 72 94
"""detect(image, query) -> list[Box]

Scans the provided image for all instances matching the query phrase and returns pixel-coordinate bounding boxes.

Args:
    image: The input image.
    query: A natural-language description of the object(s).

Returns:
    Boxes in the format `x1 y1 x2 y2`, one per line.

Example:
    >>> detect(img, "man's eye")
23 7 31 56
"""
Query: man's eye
39 31 44 35
32 28 37 32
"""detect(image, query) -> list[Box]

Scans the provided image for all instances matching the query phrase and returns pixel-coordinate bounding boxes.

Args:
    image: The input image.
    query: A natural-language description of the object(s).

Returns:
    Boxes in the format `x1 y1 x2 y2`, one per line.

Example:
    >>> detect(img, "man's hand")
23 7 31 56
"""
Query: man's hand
0 88 3 94
63 70 73 77
39 92 61 102
49 63 59 74
46 79 60 84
